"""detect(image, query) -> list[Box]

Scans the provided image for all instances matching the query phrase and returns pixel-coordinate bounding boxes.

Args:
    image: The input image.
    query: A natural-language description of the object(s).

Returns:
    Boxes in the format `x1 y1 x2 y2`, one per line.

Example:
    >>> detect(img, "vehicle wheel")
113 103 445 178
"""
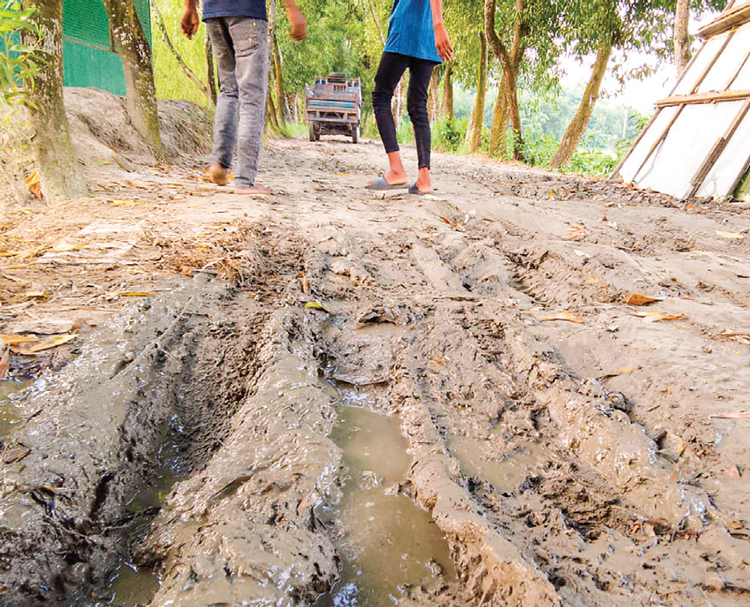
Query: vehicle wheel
309 122 317 142
352 125 360 144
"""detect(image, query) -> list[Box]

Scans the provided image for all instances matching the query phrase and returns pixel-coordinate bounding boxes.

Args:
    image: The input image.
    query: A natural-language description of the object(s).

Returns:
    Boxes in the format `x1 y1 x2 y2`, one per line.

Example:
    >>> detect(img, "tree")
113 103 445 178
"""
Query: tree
103 0 163 152
675 0 691 73
465 31 488 152
484 0 527 160
20 0 87 201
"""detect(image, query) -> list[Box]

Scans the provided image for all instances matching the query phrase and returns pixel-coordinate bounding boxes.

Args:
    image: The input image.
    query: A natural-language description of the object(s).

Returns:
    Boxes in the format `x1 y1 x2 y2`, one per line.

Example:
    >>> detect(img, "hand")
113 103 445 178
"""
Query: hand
180 6 200 39
434 23 453 62
287 6 307 41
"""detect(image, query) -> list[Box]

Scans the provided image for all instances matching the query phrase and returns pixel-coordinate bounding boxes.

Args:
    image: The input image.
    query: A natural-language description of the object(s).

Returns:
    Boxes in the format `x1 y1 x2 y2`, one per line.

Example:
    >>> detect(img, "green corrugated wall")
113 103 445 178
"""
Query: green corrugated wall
62 0 152 95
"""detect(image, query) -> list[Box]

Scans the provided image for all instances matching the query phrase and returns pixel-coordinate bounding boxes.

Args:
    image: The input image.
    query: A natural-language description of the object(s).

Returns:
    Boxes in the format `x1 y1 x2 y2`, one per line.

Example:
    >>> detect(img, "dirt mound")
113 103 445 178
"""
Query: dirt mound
0 88 212 210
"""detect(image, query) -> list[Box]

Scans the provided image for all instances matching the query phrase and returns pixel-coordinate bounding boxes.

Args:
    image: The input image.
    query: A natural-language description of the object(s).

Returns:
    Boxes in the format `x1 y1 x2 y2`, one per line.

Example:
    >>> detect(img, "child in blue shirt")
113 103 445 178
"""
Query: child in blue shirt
367 0 453 195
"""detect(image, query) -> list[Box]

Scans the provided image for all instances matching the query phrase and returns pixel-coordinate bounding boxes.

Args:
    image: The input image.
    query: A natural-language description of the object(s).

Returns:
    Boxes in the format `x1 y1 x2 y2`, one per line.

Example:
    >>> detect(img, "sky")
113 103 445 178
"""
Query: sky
560 11 718 113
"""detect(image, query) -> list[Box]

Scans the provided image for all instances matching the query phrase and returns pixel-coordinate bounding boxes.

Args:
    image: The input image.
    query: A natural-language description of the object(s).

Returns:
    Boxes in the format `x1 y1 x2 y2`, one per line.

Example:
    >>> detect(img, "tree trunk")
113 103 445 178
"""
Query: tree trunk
205 34 217 106
550 41 613 169
485 0 524 161
103 0 163 153
394 74 407 129
443 64 454 120
428 69 441 123
368 0 386 47
489 75 508 158
675 0 691 75
21 0 87 201
466 32 488 152
272 36 285 123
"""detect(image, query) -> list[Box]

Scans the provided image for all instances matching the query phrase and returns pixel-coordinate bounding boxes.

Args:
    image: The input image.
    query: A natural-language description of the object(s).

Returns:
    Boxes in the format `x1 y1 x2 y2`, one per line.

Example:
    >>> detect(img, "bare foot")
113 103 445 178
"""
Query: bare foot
209 163 228 186
415 167 433 194
235 185 274 195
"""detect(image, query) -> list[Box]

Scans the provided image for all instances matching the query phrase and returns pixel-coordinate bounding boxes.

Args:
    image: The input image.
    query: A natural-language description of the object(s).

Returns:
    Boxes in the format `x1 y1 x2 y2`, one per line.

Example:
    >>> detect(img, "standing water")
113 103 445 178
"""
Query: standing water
0 380 31 437
318 405 455 605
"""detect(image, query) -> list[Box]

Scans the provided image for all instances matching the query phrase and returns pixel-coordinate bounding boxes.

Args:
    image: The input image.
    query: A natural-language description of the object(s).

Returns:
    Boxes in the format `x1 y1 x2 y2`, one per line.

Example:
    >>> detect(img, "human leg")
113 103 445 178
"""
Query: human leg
227 17 270 192
205 18 238 185
406 58 435 193
370 52 410 187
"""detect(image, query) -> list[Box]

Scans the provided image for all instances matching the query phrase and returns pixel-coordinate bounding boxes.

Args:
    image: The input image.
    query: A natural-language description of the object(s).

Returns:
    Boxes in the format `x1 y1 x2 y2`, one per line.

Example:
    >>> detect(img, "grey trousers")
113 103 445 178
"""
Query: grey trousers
205 17 269 188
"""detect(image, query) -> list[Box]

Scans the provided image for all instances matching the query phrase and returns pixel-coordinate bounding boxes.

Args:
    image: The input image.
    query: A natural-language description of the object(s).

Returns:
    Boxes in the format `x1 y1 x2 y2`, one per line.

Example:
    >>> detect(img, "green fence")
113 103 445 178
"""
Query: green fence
62 0 152 95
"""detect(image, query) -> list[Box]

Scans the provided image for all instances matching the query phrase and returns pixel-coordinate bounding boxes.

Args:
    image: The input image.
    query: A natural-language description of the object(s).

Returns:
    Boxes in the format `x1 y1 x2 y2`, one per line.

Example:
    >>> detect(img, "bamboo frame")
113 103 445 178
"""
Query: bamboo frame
628 32 735 185
656 89 750 107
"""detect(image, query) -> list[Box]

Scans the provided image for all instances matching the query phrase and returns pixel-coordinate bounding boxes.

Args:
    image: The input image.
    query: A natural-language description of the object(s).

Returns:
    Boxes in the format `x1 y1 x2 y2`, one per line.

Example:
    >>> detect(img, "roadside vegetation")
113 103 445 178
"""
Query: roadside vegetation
2 0 730 198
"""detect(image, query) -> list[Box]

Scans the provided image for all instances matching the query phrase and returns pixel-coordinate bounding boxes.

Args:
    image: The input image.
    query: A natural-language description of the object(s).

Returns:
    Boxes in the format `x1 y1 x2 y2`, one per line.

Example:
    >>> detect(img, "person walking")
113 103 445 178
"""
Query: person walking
367 0 453 195
181 0 307 195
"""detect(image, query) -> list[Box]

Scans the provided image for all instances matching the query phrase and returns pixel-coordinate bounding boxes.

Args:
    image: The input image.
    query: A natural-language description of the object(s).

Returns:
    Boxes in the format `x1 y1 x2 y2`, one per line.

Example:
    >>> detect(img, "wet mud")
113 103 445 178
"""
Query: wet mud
2 118 750 606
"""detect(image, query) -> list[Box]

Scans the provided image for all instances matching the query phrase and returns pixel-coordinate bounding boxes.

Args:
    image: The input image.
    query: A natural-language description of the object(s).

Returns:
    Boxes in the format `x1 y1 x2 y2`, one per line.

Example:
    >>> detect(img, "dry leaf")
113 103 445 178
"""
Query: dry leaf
632 311 686 323
710 411 750 420
716 230 744 240
0 334 40 345
720 331 750 345
599 365 640 380
11 334 77 355
181 266 197 277
24 170 42 200
563 225 587 241
0 347 9 380
120 292 153 297
25 291 50 299
723 464 742 479
304 301 330 313
49 243 88 253
537 311 584 323
626 293 660 306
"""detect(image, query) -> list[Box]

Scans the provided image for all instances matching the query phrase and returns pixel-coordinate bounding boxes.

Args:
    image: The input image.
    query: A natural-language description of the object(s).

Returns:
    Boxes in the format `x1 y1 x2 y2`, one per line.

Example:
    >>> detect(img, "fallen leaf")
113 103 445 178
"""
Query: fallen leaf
49 243 88 253
716 230 744 240
720 331 750 345
632 311 686 323
120 292 153 297
109 199 142 207
181 266 197 277
25 291 50 299
537 311 584 323
0 347 9 379
563 225 587 241
10 333 77 355
304 301 330 313
439 216 464 231
626 293 660 306
24 170 42 200
599 365 640 380
0 334 40 345
723 464 742 479
710 411 750 420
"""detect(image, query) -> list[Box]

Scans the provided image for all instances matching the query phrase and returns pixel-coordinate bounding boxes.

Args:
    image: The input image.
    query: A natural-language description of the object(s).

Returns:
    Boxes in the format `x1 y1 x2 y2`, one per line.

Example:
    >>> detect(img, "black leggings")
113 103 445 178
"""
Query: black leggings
372 52 436 170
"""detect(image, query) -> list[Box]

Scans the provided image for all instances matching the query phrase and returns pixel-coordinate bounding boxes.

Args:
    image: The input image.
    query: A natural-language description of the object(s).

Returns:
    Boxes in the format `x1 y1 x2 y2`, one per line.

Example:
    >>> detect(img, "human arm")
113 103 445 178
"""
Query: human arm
180 0 199 39
429 0 453 62
280 0 307 41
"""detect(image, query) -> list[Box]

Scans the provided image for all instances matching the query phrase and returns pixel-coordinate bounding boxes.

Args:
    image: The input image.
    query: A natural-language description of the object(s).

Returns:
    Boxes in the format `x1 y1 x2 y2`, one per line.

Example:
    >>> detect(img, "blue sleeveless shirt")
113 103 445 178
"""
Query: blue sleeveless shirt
384 0 441 63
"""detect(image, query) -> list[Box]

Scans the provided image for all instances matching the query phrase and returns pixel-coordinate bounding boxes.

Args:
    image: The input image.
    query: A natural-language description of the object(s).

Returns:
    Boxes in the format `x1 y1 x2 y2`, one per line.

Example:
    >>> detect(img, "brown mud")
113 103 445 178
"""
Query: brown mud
1 90 749 606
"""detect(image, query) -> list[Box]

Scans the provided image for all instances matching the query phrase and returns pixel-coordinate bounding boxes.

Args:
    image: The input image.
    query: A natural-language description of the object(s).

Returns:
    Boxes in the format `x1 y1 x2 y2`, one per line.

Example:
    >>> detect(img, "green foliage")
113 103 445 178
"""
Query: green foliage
150 0 209 106
0 0 41 103
433 117 466 153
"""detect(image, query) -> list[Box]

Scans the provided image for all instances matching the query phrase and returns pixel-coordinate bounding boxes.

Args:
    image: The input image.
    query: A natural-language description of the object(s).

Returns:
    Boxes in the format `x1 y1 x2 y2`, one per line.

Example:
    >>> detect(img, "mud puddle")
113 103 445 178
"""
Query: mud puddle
318 404 454 605
448 435 545 494
0 380 31 438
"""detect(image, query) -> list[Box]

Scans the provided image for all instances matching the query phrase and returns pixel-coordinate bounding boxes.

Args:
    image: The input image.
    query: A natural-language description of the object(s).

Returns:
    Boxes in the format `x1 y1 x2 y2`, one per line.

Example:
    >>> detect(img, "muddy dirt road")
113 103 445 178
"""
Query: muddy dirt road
1 98 750 606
